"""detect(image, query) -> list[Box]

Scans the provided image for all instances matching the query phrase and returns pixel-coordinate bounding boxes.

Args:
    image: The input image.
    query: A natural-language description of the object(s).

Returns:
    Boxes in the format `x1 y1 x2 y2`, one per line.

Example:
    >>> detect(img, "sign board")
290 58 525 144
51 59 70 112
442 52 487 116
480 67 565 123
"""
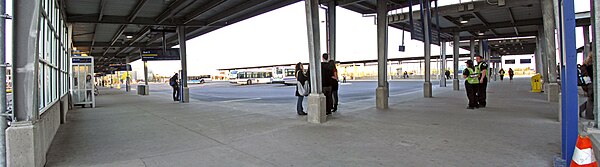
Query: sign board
490 56 502 63
141 48 181 61
109 64 132 71
72 57 93 64
409 0 441 45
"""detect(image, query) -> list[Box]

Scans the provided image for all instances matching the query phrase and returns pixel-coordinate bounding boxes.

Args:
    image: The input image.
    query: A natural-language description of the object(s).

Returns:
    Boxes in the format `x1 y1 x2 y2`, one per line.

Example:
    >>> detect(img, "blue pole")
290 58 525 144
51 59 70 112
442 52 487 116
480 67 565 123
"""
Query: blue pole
559 0 577 163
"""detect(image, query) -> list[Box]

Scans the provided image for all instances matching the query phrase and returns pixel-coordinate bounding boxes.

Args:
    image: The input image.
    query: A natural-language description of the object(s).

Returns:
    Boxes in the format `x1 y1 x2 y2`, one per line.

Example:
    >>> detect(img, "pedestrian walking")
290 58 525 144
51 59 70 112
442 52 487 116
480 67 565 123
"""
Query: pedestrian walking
463 60 479 109
342 75 347 83
499 68 505 81
475 55 488 108
169 73 180 101
295 62 308 115
579 51 594 120
445 70 451 79
321 53 335 115
508 68 514 83
403 71 409 79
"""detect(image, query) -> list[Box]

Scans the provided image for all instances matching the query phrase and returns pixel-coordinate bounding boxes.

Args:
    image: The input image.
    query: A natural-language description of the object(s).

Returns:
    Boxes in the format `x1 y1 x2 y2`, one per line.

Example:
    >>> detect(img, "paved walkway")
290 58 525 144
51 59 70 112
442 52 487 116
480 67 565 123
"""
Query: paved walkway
46 78 560 166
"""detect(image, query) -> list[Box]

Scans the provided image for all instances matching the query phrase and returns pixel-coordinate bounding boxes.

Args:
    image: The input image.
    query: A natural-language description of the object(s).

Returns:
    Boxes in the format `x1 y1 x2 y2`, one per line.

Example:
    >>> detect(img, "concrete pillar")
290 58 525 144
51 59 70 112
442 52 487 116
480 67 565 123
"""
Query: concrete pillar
376 0 389 108
478 39 484 58
328 1 336 61
9 0 41 166
422 0 432 98
591 0 599 128
470 37 475 61
453 33 460 91
177 26 189 103
535 33 543 74
538 27 549 85
542 0 559 102
440 42 446 87
304 0 326 123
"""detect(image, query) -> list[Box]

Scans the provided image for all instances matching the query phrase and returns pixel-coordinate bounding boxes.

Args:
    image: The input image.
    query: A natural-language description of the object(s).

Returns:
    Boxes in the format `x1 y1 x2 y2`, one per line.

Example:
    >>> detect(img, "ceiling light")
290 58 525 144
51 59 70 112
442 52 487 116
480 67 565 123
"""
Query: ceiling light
126 35 133 39
478 32 485 35
460 20 468 24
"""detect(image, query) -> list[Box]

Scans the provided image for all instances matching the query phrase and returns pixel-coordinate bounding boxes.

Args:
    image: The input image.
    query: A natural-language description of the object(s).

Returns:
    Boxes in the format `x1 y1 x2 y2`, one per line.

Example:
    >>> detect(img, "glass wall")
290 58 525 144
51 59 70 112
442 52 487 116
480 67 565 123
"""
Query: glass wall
37 0 70 113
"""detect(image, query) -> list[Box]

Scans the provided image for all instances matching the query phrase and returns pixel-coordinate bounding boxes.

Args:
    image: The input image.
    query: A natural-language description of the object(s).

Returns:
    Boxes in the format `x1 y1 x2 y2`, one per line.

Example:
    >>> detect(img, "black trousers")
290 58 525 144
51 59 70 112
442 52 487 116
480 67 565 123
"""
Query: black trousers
466 83 479 107
477 78 488 106
500 75 504 80
172 86 180 101
323 86 333 114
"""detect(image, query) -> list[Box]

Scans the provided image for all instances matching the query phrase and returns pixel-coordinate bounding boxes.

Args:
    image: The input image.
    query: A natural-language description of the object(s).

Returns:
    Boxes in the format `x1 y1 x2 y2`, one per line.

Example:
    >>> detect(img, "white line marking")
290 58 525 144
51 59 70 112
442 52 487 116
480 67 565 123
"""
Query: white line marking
220 98 262 103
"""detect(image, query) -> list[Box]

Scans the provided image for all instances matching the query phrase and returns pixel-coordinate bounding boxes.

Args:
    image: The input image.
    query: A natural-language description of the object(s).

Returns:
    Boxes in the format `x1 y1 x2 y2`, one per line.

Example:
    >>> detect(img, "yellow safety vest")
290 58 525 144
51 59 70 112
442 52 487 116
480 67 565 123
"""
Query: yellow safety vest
467 68 479 84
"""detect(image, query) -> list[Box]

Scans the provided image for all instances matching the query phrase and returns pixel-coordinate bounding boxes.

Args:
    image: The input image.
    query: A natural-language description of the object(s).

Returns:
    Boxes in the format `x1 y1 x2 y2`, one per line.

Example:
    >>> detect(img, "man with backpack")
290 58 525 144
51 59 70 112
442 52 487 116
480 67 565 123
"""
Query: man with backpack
170 73 180 101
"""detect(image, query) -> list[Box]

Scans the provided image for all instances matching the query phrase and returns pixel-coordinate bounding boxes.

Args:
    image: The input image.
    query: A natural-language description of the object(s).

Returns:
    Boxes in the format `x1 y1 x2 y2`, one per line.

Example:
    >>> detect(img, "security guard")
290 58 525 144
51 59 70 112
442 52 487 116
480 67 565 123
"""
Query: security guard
463 60 479 109
475 55 488 108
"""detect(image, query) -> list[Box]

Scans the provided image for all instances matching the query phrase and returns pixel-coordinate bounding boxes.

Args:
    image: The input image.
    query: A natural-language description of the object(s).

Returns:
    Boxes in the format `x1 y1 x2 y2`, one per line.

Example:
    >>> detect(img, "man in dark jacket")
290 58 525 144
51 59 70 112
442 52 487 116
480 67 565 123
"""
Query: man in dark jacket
321 53 335 115
170 73 179 101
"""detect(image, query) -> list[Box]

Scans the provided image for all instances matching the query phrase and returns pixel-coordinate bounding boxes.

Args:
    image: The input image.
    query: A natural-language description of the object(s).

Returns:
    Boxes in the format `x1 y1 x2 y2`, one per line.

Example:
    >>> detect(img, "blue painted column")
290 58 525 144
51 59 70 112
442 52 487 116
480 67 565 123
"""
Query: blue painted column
558 0 577 163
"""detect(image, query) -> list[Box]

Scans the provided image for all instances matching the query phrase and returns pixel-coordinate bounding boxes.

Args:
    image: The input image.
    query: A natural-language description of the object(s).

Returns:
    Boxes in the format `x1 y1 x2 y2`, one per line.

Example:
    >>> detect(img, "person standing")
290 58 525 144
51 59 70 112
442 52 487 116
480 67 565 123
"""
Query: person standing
463 60 479 109
295 63 308 115
508 68 515 83
330 60 339 112
169 73 180 101
321 53 335 115
475 55 488 108
580 51 594 119
499 68 506 81
445 70 451 79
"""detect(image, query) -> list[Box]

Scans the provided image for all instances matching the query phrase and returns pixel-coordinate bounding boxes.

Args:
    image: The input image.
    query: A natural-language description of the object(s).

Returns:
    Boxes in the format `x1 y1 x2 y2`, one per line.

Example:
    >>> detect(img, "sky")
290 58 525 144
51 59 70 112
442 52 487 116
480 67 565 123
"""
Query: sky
0 0 594 76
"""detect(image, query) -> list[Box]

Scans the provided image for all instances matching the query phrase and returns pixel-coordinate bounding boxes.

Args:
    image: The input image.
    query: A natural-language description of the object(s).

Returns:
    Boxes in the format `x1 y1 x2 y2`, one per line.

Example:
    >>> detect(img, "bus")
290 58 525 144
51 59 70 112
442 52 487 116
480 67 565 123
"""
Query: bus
282 68 297 85
271 68 284 84
187 75 210 84
228 70 238 83
235 70 273 85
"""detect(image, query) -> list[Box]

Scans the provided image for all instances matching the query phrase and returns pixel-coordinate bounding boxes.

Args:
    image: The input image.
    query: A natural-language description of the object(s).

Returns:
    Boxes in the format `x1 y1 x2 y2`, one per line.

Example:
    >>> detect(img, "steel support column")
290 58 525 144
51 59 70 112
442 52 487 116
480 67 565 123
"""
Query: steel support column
470 37 475 61
0 0 7 165
591 0 600 129
558 0 577 163
543 0 560 102
305 0 326 123
125 57 131 92
328 1 336 61
440 42 446 87
584 26 590 61
453 33 460 91
177 26 189 103
376 0 389 108
13 0 40 122
422 0 432 98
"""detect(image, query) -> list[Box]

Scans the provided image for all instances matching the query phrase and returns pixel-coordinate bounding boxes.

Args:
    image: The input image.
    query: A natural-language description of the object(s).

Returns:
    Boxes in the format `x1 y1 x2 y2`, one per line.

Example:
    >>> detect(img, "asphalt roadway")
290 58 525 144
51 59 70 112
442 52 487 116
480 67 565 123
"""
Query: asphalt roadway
148 80 445 105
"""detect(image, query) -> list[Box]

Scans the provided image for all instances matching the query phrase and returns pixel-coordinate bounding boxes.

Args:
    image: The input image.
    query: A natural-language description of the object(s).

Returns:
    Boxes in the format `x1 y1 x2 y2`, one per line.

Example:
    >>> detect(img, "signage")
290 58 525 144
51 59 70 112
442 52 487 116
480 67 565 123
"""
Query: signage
109 64 132 71
409 0 441 45
72 57 92 64
141 48 181 61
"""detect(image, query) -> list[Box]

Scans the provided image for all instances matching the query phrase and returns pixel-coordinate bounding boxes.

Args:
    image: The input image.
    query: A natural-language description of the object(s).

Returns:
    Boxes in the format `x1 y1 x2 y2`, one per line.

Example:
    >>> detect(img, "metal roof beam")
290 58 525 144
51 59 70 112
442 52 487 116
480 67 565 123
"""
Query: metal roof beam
67 14 207 26
206 0 270 26
442 15 479 37
155 0 194 24
472 12 498 36
459 31 537 41
440 18 542 33
73 42 162 47
183 0 227 24
507 8 520 35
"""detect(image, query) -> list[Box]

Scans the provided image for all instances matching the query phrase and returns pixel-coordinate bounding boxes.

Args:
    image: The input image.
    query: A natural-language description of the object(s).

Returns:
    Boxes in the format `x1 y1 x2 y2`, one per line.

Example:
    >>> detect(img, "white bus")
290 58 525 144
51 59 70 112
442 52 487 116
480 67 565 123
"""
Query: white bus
235 70 274 85
271 68 285 84
282 68 297 85
228 70 238 83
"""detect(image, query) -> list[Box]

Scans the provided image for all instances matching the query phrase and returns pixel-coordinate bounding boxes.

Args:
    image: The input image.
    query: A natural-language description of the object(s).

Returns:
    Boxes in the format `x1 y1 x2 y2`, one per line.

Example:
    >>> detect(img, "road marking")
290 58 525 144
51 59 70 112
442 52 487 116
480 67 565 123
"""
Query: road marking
390 89 424 97
220 98 262 103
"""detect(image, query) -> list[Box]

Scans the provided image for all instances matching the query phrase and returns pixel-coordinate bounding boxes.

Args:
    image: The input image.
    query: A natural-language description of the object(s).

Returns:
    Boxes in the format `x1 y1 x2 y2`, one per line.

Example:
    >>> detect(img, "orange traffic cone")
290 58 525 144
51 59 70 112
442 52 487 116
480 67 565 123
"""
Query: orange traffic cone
571 135 598 167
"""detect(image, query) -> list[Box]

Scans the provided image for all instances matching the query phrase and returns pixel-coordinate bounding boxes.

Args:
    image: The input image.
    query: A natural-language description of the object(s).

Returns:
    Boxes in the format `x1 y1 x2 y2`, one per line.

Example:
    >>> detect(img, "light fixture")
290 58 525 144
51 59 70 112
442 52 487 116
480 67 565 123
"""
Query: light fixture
478 32 485 35
459 17 468 24
126 35 133 39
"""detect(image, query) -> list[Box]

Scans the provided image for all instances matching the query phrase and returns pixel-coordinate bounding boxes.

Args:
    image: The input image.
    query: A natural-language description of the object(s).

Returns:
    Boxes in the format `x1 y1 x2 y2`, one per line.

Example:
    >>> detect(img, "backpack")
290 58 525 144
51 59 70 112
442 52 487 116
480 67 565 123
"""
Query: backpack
169 77 176 86
297 80 310 96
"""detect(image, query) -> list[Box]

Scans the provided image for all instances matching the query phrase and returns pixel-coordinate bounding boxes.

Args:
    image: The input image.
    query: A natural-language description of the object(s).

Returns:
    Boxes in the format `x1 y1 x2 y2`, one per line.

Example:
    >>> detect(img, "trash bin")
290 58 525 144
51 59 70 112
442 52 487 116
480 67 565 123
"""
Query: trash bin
137 85 149 95
531 74 542 92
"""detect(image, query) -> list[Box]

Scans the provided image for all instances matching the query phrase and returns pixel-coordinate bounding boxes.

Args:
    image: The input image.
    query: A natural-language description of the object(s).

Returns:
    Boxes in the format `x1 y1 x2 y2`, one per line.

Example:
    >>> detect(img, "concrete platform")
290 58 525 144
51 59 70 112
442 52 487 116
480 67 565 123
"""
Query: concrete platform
46 78 560 166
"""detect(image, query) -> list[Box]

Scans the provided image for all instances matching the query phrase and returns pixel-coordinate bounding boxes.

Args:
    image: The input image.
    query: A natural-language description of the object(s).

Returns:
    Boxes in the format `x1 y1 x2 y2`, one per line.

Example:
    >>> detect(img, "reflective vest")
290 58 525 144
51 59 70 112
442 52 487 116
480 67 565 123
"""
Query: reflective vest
476 63 485 78
466 68 479 84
